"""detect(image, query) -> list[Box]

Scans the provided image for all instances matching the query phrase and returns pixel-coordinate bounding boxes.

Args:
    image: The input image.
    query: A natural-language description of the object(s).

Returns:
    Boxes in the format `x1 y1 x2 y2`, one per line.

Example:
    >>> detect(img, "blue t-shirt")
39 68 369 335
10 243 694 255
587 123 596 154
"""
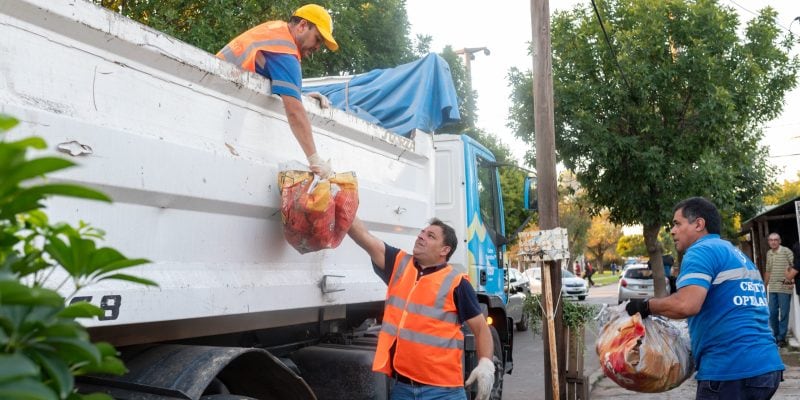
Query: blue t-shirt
373 244 482 324
677 234 784 380
254 52 302 99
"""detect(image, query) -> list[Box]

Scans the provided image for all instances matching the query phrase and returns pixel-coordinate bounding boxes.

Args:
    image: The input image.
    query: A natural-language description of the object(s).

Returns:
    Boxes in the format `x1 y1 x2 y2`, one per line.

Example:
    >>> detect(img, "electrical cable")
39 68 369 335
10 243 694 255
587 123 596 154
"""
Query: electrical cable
590 0 634 97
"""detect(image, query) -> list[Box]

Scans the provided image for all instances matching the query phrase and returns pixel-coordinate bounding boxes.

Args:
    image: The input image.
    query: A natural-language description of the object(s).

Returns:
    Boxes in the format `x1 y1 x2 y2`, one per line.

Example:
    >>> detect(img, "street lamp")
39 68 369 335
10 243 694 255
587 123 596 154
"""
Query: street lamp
454 47 491 83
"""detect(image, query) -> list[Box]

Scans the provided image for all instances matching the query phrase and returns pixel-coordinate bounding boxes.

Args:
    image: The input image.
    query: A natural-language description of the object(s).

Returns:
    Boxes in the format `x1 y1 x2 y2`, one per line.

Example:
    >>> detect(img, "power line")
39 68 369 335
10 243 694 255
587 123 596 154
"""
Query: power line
724 0 794 32
589 0 633 96
770 153 800 158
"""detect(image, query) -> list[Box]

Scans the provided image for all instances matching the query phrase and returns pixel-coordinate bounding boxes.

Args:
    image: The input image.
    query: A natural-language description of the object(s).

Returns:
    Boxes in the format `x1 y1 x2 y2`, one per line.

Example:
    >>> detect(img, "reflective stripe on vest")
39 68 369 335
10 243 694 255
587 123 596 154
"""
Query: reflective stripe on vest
216 21 300 72
373 251 466 387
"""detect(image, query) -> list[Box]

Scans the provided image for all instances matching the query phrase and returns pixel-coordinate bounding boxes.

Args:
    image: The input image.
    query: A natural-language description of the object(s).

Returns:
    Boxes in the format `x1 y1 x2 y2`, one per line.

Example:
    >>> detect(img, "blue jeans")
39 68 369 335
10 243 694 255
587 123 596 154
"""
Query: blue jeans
768 292 791 341
696 370 781 400
390 382 467 400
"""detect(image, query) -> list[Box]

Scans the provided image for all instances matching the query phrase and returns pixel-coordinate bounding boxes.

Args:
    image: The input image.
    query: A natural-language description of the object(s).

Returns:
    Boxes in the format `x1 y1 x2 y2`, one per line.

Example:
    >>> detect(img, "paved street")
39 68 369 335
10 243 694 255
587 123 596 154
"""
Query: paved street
502 282 609 399
502 282 800 399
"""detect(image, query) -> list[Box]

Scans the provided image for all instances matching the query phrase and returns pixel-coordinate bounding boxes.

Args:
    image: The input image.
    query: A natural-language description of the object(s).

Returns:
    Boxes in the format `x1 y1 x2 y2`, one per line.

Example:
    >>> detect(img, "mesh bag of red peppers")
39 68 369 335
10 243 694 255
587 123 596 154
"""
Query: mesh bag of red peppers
279 170 359 254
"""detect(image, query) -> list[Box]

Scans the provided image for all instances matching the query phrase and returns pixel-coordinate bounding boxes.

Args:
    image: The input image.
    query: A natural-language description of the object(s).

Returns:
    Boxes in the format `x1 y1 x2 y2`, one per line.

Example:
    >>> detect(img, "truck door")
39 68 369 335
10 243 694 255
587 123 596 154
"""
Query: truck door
463 137 506 300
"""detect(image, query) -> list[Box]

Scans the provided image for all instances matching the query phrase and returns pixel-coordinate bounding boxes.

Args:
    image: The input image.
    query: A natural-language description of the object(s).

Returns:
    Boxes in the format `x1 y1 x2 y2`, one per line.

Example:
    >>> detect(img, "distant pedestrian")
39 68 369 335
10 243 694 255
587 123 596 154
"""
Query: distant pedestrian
585 262 595 287
764 232 794 348
789 242 800 296
663 254 676 294
574 261 581 277
611 262 618 275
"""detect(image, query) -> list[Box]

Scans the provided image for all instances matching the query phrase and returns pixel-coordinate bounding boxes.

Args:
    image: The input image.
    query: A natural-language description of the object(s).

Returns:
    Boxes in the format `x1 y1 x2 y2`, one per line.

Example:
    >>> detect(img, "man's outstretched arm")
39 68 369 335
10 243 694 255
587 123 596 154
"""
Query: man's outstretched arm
347 217 386 270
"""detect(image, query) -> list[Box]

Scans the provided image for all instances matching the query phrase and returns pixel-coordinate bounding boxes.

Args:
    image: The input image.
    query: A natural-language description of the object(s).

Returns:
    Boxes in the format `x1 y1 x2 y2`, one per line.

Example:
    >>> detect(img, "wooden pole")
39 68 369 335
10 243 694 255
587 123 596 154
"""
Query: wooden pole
531 0 564 398
541 261 560 400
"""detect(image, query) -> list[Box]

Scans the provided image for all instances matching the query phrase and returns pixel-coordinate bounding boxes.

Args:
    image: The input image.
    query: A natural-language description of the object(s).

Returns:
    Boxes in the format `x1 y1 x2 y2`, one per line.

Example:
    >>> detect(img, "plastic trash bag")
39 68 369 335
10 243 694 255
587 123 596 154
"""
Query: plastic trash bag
595 303 693 393
279 170 358 254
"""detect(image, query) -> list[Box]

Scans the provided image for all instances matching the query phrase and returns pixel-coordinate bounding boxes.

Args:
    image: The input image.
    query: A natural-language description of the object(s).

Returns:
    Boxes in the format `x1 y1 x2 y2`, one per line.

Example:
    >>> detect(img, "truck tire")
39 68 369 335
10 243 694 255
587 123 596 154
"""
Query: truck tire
466 325 504 400
515 312 529 332
488 326 504 400
201 396 258 400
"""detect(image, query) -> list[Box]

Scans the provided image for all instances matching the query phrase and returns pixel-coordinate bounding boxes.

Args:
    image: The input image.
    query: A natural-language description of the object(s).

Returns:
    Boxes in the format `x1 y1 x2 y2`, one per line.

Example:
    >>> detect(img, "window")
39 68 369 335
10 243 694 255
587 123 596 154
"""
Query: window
625 268 654 280
476 157 501 241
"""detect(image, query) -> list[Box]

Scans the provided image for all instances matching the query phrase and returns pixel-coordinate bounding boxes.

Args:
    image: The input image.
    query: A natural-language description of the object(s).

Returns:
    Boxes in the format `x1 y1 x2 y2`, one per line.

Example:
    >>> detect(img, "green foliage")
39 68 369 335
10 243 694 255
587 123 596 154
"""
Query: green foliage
97 0 424 76
523 293 599 338
617 235 647 257
617 234 646 257
0 114 156 399
764 172 800 205
558 173 592 260
507 1 797 261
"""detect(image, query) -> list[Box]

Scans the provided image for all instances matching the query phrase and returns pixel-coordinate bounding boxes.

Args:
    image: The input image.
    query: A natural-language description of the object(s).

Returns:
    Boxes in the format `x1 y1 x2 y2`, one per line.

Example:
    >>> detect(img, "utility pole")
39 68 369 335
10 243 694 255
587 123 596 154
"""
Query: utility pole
454 47 491 83
530 0 565 398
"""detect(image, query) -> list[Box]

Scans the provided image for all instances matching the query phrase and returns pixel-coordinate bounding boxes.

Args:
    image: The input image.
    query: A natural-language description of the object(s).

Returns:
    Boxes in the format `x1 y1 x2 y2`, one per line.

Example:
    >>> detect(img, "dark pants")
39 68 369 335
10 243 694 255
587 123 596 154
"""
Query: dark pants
695 370 781 400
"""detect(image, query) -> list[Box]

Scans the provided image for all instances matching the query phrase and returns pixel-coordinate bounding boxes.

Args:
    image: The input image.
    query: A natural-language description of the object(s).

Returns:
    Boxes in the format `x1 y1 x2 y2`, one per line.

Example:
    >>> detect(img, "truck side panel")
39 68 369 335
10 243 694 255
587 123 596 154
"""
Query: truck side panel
1 0 435 344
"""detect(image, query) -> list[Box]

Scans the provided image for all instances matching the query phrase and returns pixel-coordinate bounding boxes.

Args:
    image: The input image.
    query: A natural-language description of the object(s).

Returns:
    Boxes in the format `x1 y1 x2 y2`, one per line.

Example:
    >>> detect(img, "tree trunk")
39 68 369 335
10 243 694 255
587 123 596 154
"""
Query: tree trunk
643 223 668 298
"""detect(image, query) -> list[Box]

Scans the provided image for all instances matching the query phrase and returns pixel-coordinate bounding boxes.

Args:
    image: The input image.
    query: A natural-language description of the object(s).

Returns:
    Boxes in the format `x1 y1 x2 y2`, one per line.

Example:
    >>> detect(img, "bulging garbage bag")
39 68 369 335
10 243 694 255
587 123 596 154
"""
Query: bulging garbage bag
279 170 358 254
596 304 694 393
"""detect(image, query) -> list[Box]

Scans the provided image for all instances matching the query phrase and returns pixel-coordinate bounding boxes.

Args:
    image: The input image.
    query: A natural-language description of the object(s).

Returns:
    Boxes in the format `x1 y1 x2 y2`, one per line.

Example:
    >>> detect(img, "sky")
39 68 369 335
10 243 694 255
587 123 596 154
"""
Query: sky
405 0 800 183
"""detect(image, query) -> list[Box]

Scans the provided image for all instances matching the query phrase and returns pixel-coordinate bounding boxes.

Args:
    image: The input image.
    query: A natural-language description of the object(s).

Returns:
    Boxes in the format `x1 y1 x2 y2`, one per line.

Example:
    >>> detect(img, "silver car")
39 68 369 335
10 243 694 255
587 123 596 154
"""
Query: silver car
617 264 667 303
522 267 587 301
505 268 530 331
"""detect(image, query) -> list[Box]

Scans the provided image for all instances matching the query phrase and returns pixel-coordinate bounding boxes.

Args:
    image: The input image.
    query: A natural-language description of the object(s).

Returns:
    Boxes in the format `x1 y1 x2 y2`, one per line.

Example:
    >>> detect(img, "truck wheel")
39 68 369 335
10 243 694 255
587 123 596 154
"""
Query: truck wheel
489 326 504 399
515 312 529 332
201 396 258 400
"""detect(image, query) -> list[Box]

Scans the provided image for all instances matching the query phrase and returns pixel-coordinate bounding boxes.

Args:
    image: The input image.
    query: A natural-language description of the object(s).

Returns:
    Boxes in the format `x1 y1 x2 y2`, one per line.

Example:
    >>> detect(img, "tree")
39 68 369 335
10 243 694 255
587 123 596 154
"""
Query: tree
585 212 623 271
509 0 797 297
764 172 800 205
558 172 592 261
617 234 646 258
95 0 425 76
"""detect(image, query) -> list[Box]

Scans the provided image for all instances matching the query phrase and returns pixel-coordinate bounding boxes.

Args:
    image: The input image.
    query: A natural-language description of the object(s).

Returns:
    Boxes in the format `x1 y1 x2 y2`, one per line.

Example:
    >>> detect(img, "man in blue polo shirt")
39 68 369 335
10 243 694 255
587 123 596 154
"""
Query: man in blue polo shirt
627 197 783 399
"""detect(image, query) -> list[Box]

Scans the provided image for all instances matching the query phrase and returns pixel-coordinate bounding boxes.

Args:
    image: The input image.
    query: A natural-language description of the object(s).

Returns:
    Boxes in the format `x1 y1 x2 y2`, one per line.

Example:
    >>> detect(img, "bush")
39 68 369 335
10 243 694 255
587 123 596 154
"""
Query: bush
0 114 157 399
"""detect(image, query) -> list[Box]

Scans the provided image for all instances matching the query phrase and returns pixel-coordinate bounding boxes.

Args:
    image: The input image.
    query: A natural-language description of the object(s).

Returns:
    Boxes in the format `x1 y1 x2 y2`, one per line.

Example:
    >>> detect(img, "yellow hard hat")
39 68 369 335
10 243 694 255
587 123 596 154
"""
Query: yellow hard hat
293 4 339 52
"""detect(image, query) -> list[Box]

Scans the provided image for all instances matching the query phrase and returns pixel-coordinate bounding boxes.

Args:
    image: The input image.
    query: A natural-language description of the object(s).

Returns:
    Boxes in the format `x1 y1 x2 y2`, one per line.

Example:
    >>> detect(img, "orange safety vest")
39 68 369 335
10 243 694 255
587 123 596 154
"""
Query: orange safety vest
373 251 467 387
216 21 301 73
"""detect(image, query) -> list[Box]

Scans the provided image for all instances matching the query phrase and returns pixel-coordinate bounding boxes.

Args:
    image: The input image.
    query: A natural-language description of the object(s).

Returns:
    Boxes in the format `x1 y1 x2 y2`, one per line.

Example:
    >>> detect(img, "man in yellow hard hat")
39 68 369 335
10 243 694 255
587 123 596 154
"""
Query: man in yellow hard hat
217 4 338 178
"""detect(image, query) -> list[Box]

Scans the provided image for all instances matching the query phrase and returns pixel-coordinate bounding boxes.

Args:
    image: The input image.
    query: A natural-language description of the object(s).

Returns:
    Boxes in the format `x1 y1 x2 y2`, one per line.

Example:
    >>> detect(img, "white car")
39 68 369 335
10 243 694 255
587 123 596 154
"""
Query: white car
522 267 588 301
617 264 668 304
505 268 530 331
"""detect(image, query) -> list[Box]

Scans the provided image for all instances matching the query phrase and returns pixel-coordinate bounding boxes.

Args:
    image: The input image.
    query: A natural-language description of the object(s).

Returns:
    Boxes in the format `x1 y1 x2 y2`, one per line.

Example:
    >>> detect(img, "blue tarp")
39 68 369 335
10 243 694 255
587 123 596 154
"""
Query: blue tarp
302 53 461 137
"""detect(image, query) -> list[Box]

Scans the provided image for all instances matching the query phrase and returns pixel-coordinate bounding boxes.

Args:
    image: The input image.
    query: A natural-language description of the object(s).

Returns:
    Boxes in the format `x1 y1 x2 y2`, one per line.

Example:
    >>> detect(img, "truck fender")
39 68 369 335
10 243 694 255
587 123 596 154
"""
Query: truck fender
78 344 316 400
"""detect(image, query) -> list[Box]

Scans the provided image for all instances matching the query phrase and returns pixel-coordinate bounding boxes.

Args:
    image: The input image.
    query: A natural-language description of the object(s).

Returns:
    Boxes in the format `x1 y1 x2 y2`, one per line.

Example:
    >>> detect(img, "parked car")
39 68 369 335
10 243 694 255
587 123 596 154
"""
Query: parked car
617 264 668 304
506 268 531 295
561 269 588 301
505 268 530 331
522 267 588 301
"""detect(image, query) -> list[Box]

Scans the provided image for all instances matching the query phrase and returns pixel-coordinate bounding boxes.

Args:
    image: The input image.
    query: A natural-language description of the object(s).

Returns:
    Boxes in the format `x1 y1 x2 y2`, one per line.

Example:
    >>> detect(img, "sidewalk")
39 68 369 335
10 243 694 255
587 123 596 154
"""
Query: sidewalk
589 342 800 399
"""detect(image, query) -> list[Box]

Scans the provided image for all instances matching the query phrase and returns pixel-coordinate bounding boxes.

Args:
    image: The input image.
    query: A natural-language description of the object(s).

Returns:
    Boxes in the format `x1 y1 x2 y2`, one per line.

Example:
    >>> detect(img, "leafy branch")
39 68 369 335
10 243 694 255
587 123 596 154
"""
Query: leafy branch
0 113 157 399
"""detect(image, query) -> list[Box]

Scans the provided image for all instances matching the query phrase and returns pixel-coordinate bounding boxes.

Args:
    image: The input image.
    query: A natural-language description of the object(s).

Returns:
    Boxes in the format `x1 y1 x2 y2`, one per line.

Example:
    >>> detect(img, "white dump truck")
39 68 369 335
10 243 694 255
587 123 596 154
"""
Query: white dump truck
1 1 534 398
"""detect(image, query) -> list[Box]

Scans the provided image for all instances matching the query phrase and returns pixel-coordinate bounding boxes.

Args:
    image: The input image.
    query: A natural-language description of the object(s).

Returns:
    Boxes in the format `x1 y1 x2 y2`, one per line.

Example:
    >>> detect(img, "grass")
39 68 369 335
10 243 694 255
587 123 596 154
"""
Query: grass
589 271 621 286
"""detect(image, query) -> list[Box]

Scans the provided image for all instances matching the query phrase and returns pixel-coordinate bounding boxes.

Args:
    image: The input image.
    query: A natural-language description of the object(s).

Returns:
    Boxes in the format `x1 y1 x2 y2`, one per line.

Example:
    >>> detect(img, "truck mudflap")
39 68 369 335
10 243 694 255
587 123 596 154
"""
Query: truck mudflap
76 344 316 400
290 343 391 400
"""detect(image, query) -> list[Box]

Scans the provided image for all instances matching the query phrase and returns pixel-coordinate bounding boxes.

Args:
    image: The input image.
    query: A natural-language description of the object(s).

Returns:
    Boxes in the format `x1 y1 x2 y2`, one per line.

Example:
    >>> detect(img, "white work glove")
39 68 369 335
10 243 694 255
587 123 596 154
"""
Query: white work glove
307 92 330 109
465 357 495 400
307 153 333 179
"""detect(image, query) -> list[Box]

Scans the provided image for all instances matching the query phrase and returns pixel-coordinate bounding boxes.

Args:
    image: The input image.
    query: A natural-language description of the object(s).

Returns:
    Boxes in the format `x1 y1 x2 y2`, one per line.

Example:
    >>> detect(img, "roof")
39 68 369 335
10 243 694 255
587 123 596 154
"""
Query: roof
740 195 800 232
